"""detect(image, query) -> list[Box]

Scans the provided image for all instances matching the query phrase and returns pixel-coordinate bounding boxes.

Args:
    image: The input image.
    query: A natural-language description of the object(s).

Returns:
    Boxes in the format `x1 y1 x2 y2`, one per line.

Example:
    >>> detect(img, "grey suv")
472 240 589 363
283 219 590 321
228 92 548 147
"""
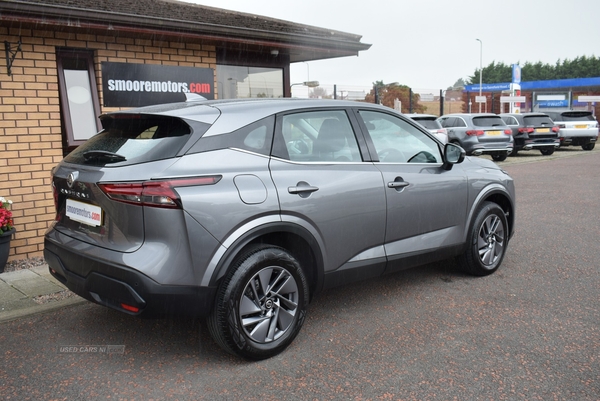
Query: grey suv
545 111 598 150
44 98 515 360
437 113 514 161
499 112 560 156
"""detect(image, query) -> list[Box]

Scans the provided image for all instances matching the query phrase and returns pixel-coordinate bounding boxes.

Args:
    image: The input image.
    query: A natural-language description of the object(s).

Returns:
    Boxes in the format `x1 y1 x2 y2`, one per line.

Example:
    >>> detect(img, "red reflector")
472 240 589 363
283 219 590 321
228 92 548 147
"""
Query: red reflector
121 303 140 313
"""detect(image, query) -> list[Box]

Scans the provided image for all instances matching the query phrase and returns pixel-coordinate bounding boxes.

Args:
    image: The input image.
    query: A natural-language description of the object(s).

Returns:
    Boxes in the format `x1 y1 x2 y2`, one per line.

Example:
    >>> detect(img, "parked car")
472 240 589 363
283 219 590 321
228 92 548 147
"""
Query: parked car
437 113 514 161
499 112 560 156
405 114 448 143
44 98 515 360
544 110 598 150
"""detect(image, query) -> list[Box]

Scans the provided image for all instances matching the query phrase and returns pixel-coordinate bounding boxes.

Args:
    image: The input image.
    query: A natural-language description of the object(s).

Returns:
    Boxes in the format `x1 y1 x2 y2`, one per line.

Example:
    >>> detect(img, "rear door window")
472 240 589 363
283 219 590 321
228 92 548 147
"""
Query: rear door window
273 110 362 162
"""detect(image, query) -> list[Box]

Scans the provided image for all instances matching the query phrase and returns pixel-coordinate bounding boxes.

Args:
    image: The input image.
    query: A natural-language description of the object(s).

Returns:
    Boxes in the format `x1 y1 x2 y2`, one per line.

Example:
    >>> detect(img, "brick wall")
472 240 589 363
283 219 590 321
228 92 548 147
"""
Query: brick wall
0 25 217 262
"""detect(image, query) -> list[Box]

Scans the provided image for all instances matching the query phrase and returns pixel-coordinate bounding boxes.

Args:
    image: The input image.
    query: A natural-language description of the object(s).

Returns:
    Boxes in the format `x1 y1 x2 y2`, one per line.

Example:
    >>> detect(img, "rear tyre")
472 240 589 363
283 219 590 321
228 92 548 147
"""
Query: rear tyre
540 147 555 156
491 153 507 162
457 201 508 276
582 143 595 151
207 245 309 360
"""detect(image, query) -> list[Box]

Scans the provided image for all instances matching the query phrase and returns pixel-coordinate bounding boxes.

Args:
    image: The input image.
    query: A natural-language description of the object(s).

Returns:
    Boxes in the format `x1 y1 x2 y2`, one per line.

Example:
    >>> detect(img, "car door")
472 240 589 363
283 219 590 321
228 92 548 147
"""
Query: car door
355 109 468 273
269 109 388 280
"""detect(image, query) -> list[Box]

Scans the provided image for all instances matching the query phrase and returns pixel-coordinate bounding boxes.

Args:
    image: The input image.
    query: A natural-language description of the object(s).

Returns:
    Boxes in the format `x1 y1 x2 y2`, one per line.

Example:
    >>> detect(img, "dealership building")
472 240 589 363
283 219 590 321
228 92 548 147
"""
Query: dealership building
0 0 371 261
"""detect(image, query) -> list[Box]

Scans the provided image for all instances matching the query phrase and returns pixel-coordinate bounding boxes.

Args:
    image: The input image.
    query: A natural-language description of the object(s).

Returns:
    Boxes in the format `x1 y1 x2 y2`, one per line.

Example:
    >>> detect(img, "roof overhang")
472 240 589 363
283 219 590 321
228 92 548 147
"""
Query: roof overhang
0 0 371 63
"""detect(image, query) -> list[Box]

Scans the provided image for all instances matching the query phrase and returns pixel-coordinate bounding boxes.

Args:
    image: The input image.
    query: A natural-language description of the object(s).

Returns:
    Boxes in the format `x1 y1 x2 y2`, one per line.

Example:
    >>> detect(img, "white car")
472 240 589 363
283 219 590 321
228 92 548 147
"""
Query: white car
406 114 448 143
545 111 598 150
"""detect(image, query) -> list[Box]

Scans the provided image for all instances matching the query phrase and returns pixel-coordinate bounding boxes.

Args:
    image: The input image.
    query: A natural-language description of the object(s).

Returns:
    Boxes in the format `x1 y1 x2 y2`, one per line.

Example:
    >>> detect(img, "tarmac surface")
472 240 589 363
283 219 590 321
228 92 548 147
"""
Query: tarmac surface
0 146 598 400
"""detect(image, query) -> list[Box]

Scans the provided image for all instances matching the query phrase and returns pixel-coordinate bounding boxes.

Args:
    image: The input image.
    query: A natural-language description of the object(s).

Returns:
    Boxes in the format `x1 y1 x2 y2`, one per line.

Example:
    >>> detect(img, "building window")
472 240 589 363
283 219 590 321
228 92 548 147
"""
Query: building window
56 49 101 150
217 65 283 99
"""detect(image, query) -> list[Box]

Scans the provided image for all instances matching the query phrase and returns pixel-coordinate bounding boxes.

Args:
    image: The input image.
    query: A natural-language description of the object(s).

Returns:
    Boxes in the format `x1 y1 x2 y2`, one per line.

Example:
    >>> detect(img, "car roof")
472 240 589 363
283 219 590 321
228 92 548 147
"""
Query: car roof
405 114 438 119
102 98 402 136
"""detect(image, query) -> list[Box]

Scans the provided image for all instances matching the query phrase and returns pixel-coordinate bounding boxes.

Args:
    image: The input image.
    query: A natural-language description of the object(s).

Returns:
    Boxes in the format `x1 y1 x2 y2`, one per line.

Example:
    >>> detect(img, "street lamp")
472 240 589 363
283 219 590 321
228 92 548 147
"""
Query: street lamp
290 81 320 98
476 38 482 113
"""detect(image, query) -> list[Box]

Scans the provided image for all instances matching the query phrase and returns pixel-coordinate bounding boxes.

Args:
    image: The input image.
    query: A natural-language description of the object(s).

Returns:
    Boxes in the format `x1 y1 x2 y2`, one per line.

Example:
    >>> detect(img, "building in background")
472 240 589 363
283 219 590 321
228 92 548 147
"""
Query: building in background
0 0 370 261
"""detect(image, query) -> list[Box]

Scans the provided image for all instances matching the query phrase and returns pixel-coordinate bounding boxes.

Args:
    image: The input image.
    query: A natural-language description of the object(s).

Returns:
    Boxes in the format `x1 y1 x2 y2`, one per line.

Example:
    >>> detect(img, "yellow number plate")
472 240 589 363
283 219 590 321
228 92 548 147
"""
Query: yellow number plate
536 128 550 133
575 124 587 129
486 131 501 136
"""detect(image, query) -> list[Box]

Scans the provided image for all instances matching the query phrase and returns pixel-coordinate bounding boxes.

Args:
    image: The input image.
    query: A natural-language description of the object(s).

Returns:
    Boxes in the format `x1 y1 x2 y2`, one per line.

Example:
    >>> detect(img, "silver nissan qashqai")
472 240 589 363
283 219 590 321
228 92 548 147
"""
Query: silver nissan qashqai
45 98 515 360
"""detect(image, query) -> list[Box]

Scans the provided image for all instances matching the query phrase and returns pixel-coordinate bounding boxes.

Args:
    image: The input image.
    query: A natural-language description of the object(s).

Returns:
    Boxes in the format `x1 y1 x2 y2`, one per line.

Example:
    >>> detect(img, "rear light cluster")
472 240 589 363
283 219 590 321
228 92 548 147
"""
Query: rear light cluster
518 127 560 133
98 176 222 209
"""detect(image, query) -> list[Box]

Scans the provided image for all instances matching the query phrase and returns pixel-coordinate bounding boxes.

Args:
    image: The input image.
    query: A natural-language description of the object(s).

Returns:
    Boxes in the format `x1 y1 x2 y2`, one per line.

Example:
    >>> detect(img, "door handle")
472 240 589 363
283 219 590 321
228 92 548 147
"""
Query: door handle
288 181 319 197
387 177 409 191
387 181 409 188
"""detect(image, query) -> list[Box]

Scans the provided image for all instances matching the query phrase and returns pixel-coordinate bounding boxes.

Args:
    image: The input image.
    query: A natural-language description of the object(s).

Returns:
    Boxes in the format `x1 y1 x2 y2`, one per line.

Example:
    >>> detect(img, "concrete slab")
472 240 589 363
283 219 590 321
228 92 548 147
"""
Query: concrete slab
0 279 27 302
1 269 64 297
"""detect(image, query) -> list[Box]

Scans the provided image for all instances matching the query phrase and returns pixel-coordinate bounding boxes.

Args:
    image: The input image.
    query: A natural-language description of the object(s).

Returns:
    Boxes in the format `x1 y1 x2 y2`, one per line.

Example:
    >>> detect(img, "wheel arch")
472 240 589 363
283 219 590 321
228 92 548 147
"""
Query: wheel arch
466 185 515 243
208 222 325 301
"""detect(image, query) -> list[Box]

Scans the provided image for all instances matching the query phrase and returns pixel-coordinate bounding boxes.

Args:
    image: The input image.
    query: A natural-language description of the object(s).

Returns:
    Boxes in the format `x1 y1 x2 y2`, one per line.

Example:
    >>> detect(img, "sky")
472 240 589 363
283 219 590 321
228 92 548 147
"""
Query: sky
181 0 600 95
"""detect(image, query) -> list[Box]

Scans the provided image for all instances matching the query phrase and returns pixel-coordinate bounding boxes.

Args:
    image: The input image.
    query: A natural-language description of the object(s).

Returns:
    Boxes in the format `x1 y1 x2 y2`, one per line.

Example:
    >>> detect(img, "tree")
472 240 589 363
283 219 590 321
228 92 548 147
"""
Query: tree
309 87 332 99
364 81 425 113
467 55 600 84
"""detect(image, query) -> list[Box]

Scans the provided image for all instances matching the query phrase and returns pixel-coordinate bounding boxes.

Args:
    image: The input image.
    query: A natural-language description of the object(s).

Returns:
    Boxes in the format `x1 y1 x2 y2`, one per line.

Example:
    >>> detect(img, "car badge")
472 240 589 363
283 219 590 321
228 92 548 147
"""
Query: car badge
67 171 79 189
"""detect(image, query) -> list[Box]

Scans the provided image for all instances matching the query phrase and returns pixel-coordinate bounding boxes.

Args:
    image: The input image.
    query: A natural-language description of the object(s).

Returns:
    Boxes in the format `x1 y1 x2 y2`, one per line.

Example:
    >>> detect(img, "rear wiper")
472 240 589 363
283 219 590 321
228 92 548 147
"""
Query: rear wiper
83 150 127 163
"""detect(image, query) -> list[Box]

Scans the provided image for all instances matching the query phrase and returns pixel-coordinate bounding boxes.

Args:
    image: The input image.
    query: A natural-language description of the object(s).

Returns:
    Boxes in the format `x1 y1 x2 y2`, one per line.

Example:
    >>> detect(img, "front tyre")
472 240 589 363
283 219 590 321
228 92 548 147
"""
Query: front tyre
207 245 309 360
458 201 508 276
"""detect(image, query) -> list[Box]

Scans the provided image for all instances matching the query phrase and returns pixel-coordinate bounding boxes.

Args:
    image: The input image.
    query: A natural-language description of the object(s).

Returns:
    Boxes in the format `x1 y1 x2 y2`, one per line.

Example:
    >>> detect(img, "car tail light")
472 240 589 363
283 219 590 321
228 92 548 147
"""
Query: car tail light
466 130 484 136
504 129 512 135
552 126 559 133
518 127 534 134
98 176 222 209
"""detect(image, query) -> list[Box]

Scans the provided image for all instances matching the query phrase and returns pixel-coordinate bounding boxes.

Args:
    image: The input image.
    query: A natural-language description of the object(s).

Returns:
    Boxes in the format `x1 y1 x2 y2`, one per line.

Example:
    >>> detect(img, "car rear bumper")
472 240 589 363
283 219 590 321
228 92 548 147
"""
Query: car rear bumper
44 240 217 318
517 138 560 150
559 134 597 146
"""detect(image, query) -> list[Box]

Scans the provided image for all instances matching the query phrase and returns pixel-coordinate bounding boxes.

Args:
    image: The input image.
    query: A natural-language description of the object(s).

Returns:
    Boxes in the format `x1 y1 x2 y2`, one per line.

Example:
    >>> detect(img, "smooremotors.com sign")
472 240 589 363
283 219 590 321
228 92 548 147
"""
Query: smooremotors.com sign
102 62 214 107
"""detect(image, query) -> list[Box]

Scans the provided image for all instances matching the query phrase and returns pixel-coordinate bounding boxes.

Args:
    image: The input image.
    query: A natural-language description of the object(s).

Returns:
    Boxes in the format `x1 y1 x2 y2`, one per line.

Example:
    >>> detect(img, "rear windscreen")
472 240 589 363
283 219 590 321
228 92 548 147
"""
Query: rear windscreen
414 119 441 129
64 115 195 165
523 116 554 126
472 116 506 127
547 111 595 122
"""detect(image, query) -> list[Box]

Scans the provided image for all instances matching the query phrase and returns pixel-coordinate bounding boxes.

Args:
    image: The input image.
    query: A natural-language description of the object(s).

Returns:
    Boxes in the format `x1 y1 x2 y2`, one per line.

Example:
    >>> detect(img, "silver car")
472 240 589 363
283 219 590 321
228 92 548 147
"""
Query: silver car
44 98 515 360
437 113 514 161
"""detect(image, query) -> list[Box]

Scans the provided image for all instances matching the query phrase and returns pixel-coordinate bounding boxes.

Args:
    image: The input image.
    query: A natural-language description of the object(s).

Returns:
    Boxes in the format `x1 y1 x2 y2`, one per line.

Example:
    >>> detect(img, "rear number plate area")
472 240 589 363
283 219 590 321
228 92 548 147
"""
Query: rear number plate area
66 199 103 227
486 130 501 136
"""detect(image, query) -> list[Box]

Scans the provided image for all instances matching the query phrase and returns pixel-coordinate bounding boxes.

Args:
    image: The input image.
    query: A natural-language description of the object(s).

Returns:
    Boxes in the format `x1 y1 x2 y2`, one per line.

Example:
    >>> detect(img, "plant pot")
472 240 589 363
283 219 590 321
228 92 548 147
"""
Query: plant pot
0 228 16 273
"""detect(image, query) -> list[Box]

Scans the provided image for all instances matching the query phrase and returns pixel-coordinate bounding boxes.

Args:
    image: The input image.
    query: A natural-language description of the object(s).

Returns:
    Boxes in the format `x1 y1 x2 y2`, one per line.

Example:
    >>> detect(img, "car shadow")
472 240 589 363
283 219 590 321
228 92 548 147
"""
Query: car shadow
41 259 475 364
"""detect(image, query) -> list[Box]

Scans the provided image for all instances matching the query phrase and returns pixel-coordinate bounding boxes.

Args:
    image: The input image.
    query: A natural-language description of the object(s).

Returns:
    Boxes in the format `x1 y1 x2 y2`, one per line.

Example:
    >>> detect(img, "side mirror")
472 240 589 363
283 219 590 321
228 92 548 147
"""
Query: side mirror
442 143 466 170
